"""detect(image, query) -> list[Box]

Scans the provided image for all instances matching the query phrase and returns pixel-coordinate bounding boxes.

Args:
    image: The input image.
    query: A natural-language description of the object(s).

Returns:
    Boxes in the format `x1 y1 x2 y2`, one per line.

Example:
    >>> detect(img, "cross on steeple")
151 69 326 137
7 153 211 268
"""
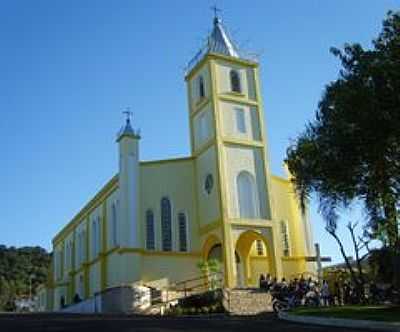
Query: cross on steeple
211 4 222 21
123 107 133 124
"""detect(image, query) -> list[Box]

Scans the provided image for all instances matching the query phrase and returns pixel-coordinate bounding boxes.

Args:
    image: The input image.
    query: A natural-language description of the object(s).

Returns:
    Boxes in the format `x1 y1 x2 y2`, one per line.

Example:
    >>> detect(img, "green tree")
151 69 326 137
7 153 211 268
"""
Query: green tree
286 11 400 289
0 245 50 311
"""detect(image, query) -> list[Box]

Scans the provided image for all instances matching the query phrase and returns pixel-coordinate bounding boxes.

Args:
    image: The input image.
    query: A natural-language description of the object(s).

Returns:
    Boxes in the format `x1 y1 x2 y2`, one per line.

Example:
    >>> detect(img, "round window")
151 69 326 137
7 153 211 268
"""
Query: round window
204 174 214 195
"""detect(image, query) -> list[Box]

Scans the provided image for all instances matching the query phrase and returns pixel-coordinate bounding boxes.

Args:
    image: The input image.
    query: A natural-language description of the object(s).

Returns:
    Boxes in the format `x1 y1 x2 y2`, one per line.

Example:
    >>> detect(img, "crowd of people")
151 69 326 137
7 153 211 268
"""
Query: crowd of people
258 274 397 307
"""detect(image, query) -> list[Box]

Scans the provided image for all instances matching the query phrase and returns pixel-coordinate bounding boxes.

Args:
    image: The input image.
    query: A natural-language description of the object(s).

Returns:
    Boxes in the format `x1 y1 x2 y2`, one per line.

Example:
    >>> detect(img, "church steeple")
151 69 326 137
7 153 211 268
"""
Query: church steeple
207 15 240 58
186 10 245 75
117 110 140 142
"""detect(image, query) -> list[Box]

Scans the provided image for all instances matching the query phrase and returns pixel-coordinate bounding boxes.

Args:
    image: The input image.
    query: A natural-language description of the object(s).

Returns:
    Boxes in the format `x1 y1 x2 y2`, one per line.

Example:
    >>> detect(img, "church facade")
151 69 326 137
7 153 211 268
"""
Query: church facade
43 17 315 311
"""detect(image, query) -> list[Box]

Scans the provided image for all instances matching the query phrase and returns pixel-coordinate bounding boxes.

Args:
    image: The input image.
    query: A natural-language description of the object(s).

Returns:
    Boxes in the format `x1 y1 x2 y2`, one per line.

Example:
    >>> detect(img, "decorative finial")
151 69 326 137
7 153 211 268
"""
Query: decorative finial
210 4 222 24
123 107 133 124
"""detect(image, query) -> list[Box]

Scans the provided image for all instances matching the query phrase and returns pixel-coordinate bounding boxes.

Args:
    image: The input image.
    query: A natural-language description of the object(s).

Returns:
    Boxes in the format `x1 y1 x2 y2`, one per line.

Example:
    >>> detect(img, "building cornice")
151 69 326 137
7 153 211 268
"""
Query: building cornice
52 174 119 246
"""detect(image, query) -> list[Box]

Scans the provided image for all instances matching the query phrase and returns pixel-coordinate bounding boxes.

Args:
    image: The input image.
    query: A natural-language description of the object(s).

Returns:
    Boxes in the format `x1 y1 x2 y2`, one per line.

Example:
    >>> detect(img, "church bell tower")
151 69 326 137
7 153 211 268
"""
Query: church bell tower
185 14 279 287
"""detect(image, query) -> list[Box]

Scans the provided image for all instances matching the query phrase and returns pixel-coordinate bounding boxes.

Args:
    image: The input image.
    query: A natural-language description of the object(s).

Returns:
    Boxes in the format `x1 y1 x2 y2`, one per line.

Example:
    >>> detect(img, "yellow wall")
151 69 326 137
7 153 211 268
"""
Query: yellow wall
140 158 200 252
141 254 200 288
249 256 270 286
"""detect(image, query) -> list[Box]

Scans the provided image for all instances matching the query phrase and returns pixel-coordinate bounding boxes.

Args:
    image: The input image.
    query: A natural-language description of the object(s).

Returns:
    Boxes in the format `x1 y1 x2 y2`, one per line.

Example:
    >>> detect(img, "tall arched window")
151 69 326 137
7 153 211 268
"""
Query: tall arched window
97 216 102 254
237 171 260 219
75 233 79 266
76 232 81 266
178 212 188 252
230 69 241 93
111 202 118 246
280 220 290 257
146 209 155 250
198 75 205 99
92 220 97 258
161 197 172 251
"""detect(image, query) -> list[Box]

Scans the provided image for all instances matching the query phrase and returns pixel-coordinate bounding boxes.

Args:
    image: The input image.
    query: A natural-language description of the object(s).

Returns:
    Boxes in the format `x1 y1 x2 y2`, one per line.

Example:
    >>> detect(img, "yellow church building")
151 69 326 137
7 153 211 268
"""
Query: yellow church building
40 15 315 312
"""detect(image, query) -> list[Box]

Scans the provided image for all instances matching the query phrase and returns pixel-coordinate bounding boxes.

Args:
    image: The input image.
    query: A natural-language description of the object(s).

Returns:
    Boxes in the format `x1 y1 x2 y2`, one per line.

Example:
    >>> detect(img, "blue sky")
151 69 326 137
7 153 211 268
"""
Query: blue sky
0 1 397 263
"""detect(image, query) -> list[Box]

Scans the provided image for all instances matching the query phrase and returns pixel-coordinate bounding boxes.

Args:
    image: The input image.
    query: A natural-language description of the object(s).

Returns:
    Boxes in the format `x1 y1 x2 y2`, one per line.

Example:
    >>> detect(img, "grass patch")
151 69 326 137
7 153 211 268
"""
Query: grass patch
291 305 400 322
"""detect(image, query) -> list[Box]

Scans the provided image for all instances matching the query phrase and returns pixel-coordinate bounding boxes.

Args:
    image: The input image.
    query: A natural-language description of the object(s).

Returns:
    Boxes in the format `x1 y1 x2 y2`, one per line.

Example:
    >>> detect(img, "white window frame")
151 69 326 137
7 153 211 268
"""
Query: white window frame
236 171 260 219
230 69 242 93
235 107 246 134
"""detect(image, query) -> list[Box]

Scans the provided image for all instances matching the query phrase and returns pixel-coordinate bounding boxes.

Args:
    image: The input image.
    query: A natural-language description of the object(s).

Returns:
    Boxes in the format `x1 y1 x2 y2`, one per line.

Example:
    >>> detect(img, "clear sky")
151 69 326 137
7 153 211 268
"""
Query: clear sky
0 1 397 264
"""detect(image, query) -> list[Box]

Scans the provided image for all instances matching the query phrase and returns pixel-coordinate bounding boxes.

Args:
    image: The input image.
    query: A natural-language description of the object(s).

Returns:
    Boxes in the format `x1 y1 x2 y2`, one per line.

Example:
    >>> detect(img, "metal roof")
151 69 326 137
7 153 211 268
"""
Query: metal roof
207 17 239 58
185 17 259 75
117 119 140 141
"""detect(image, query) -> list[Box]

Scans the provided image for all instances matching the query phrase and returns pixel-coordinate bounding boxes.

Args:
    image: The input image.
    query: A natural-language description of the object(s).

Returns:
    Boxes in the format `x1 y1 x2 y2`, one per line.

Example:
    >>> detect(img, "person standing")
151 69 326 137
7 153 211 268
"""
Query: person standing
321 280 330 306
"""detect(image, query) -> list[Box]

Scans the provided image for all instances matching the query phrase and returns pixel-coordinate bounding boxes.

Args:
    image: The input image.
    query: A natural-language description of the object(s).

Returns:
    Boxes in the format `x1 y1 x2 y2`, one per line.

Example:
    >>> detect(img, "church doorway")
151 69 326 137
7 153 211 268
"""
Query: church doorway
234 230 273 288
207 243 245 288
207 244 224 276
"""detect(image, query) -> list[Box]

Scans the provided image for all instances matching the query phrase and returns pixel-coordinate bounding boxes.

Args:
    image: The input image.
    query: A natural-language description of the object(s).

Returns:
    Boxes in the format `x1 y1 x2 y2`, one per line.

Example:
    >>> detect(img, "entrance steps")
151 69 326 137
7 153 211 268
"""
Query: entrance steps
223 288 273 315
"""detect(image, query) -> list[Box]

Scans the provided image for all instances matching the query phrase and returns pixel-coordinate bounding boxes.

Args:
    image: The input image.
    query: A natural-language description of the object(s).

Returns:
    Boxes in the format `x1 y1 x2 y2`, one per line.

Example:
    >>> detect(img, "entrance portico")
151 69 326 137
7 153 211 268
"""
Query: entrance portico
202 225 281 288
232 227 279 288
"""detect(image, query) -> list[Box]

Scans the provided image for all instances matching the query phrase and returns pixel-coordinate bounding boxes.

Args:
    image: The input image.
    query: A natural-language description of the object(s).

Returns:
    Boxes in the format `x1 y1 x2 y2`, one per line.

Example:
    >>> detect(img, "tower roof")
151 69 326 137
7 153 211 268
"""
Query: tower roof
117 118 140 142
207 17 239 58
186 14 258 76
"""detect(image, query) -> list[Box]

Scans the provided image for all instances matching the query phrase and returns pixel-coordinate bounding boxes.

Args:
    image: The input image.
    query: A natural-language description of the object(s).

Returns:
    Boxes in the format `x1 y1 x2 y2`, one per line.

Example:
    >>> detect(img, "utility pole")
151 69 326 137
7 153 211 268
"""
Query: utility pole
29 274 35 301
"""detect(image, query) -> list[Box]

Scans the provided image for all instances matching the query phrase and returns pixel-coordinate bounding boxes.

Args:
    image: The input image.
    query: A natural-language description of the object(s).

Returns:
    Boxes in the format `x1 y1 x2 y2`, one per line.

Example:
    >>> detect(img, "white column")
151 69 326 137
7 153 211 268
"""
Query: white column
118 135 140 248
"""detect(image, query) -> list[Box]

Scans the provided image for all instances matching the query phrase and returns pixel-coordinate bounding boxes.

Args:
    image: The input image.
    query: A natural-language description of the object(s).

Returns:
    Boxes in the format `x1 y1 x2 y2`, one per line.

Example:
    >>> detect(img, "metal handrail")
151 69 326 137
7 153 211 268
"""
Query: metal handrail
173 271 223 286
143 272 224 308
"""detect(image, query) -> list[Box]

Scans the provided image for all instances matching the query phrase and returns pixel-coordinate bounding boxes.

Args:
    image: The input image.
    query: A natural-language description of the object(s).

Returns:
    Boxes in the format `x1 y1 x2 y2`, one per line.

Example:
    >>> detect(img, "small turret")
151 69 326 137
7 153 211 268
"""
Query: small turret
117 113 140 248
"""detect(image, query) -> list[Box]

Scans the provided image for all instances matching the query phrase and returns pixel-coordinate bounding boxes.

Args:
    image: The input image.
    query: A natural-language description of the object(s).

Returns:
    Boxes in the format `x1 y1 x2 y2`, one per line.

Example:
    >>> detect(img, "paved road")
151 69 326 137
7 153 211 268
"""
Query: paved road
0 313 367 332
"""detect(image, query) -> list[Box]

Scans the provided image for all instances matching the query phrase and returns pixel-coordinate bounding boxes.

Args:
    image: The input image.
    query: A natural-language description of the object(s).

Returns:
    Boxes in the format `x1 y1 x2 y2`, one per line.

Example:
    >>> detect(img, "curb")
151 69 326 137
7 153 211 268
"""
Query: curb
278 311 400 332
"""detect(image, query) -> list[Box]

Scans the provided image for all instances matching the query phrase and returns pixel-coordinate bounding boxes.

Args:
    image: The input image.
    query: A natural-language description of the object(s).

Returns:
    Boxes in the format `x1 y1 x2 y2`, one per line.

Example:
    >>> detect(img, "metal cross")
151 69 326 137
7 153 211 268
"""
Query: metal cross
123 107 133 123
210 4 222 19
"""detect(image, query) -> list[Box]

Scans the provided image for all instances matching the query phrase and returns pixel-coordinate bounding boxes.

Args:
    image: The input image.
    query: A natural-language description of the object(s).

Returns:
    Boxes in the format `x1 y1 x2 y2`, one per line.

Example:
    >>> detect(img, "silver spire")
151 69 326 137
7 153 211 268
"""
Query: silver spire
207 16 240 58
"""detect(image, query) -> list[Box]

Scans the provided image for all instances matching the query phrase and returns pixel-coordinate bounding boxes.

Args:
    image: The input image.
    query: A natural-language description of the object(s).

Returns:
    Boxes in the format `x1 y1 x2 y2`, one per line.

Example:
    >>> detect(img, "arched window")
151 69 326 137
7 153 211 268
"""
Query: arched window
146 209 155 250
80 231 84 264
237 171 260 219
82 229 86 262
230 69 241 93
178 212 188 252
280 221 290 257
76 232 81 266
111 202 118 246
161 197 172 251
92 220 97 258
256 239 264 256
97 216 101 255
69 241 73 269
65 243 69 270
198 75 205 99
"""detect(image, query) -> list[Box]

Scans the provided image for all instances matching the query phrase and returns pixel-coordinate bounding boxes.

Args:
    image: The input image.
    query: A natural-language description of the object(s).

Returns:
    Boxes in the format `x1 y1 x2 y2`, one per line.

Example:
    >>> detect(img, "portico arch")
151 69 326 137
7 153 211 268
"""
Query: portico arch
202 234 221 260
234 229 276 287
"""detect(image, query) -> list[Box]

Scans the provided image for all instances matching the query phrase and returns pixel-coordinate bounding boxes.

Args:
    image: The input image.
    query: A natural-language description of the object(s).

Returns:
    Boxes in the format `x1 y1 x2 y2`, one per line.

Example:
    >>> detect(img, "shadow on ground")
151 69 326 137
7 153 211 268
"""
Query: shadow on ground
0 312 368 332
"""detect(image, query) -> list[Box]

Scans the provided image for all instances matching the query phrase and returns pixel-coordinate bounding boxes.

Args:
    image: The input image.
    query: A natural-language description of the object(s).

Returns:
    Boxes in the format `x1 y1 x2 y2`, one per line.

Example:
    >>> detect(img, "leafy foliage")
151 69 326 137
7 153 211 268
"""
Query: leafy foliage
285 11 400 286
0 245 51 311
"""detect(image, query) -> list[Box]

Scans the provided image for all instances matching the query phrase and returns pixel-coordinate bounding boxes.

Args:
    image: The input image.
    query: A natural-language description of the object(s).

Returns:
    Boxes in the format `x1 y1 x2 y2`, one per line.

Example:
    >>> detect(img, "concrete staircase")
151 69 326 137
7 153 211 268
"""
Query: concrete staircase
223 288 273 315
